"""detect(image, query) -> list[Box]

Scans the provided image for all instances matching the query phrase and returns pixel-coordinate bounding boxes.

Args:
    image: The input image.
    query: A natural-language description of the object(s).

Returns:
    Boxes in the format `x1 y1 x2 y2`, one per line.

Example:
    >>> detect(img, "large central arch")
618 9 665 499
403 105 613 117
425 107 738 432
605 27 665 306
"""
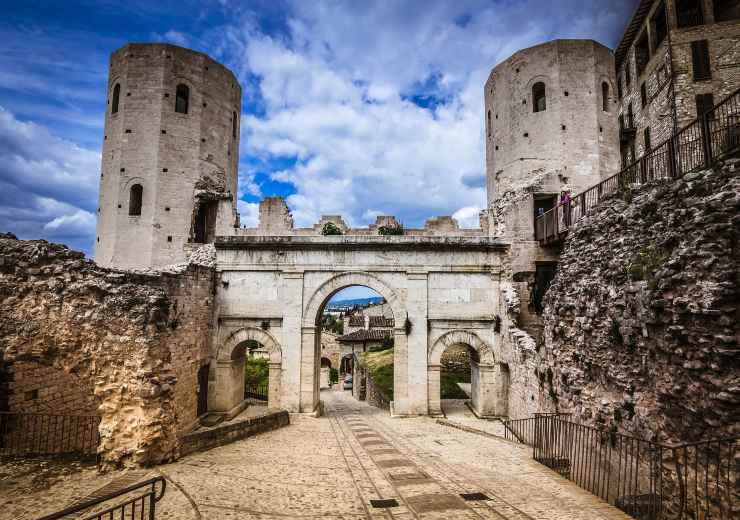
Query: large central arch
300 272 407 414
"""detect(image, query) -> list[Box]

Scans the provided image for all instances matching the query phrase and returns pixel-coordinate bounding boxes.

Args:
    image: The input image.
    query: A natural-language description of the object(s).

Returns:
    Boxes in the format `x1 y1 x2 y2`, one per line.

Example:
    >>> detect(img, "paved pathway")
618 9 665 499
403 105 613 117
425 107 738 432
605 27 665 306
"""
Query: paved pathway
1 389 632 519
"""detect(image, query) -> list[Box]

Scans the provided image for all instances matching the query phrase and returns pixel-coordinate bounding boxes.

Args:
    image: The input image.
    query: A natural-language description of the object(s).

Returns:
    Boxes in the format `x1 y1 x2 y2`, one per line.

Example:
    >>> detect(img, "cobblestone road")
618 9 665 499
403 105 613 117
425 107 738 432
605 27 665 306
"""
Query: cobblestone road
1 390 633 519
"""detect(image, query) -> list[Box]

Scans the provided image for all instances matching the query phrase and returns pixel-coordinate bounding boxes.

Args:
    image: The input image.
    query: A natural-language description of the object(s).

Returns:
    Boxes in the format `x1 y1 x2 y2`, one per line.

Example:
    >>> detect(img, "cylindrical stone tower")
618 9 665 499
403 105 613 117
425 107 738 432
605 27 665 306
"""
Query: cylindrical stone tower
484 39 619 208
94 43 241 269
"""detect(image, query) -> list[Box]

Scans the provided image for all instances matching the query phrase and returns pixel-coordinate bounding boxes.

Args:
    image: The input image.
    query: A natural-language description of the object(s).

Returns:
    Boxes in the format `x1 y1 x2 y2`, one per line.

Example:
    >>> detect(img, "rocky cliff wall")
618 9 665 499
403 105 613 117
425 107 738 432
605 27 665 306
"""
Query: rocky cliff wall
542 159 739 443
0 235 215 468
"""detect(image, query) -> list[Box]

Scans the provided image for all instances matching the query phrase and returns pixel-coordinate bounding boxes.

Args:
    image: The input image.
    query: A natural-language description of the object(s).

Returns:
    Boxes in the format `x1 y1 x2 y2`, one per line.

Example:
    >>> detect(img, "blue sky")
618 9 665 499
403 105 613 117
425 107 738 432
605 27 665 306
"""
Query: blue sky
0 0 637 255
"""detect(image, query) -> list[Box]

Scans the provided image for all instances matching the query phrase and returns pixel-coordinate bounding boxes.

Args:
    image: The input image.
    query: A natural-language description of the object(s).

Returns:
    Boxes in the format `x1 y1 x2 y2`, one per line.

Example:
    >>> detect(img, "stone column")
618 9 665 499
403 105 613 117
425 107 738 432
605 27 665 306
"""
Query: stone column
299 326 318 412
394 272 428 416
473 363 497 417
210 359 243 413
279 271 303 412
427 364 442 416
268 362 281 409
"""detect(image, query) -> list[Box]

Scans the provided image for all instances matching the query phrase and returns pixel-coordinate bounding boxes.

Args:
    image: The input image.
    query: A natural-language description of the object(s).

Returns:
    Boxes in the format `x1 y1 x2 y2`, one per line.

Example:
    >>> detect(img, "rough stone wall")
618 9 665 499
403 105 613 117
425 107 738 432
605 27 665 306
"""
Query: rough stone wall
95 43 241 270
541 158 739 442
5 363 98 416
320 331 341 371
0 235 214 467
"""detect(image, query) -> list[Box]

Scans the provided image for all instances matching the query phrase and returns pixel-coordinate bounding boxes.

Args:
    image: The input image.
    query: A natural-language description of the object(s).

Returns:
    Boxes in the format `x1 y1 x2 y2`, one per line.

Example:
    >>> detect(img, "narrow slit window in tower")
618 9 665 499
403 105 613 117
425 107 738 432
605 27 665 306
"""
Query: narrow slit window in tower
532 82 546 113
111 84 120 114
175 84 190 114
129 184 143 216
602 82 610 112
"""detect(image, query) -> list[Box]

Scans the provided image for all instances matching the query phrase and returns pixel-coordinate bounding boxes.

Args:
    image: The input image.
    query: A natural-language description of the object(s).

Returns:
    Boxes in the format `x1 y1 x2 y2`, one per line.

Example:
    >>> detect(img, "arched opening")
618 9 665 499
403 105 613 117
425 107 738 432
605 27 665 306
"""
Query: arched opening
111 83 120 114
211 327 282 417
193 201 217 243
602 82 610 112
428 330 497 418
319 284 396 411
175 84 189 114
438 343 475 417
532 82 546 113
128 184 143 216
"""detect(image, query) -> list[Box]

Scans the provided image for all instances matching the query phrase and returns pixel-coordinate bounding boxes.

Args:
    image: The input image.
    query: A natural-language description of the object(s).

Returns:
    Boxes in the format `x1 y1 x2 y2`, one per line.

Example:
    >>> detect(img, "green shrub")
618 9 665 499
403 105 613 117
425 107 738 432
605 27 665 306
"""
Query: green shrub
244 357 269 387
378 224 404 235
321 222 343 235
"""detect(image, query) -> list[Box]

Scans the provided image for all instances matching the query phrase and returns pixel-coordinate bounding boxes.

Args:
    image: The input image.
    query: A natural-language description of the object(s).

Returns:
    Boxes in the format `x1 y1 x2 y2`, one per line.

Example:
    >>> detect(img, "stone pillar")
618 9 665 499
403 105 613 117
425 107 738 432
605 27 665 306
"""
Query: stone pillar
210 359 244 413
472 363 497 417
279 271 303 412
393 272 428 416
299 326 318 412
268 362 281 409
427 364 442 416
494 363 510 416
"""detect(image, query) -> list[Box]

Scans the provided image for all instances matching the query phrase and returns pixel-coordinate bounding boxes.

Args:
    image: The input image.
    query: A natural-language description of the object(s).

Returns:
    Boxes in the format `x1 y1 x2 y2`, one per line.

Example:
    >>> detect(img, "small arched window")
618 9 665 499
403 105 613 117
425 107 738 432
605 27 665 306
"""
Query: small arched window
111 84 120 114
532 82 546 113
175 84 189 114
129 184 143 216
602 82 610 112
232 111 238 139
487 110 492 138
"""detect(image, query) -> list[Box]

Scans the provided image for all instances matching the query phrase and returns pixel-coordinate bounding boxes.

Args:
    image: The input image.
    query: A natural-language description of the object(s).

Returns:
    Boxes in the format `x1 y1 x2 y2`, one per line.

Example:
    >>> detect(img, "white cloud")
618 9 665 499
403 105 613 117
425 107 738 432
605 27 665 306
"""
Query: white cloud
43 209 96 238
237 200 260 228
452 206 482 229
222 0 632 229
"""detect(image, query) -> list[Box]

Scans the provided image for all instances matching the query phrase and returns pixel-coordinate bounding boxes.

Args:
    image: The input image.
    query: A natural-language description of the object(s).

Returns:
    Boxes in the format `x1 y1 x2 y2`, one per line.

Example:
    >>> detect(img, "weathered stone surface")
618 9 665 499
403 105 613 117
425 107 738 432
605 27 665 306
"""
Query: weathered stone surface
541 160 740 442
0 235 214 468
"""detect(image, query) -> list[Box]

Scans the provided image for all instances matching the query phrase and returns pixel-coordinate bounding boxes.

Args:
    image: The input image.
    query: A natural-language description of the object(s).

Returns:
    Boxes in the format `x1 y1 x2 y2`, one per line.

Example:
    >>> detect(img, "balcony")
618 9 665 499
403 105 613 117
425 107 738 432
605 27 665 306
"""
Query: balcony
619 114 636 143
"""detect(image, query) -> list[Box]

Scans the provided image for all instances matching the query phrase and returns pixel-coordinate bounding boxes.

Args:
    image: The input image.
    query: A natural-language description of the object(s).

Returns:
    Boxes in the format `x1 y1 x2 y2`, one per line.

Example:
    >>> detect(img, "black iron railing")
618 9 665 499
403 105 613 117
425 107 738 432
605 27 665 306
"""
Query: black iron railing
0 412 100 457
38 476 166 520
536 87 740 244
517 415 738 520
245 382 268 401
502 413 570 445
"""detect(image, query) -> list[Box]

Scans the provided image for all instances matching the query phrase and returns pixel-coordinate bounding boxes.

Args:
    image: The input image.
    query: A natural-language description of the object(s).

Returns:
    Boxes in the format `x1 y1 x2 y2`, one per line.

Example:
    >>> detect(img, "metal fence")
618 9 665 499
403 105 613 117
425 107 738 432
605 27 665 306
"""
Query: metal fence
536 86 740 244
38 476 167 520
0 412 99 457
244 381 268 401
507 415 738 519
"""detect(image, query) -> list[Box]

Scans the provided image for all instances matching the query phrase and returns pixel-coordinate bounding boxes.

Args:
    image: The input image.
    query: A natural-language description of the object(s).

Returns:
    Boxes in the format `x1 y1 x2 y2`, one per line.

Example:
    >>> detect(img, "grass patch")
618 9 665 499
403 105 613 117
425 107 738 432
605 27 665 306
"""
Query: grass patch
361 349 394 399
244 357 268 387
440 371 470 399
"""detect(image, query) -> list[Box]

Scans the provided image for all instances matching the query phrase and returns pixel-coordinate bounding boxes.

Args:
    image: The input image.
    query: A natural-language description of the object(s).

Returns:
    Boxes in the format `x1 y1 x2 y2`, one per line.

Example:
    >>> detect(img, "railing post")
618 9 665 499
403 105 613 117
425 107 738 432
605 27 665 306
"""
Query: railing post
701 112 713 168
667 135 677 179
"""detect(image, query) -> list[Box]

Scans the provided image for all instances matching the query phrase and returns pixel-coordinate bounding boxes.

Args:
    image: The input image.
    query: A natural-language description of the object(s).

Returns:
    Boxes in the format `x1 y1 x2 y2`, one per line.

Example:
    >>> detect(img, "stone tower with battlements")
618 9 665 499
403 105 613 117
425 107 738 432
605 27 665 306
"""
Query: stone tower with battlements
94 43 241 269
484 39 619 241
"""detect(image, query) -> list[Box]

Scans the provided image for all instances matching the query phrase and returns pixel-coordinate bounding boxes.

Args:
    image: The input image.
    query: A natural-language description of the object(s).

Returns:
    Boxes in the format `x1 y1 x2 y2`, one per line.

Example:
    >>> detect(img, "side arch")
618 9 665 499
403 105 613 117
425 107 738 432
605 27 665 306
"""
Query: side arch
428 330 494 366
219 327 282 364
302 271 404 327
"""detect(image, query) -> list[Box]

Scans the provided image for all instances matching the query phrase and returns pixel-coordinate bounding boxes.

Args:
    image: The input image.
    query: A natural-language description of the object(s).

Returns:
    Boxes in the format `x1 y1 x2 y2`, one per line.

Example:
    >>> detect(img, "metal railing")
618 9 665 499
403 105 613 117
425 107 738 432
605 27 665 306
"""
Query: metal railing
502 413 570 445
0 412 100 457
522 415 738 520
536 87 740 244
244 381 268 401
38 476 166 520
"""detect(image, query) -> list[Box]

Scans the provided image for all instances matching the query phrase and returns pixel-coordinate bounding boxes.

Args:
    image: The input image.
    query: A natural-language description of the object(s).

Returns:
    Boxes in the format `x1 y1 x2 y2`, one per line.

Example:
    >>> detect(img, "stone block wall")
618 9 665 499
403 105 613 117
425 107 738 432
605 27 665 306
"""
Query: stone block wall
541 158 739 442
0 234 215 468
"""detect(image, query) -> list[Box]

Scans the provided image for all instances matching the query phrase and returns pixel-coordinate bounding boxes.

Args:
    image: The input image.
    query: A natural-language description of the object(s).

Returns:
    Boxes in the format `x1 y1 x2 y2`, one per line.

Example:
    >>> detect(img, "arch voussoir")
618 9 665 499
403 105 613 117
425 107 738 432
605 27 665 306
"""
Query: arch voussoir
429 329 494 366
219 327 282 364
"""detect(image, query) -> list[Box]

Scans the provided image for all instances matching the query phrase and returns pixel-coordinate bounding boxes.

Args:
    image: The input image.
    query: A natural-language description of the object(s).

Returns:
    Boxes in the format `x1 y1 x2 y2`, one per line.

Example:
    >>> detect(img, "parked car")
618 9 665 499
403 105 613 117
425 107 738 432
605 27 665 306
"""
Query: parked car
343 375 353 390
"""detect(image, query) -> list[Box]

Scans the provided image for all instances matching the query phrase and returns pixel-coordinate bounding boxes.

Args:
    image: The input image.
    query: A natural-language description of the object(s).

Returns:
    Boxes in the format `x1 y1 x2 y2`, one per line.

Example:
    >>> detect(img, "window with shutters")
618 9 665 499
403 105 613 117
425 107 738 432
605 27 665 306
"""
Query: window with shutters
676 0 704 28
695 93 715 119
635 32 650 77
175 84 190 114
644 127 652 151
714 0 740 22
691 40 711 81
651 3 668 51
